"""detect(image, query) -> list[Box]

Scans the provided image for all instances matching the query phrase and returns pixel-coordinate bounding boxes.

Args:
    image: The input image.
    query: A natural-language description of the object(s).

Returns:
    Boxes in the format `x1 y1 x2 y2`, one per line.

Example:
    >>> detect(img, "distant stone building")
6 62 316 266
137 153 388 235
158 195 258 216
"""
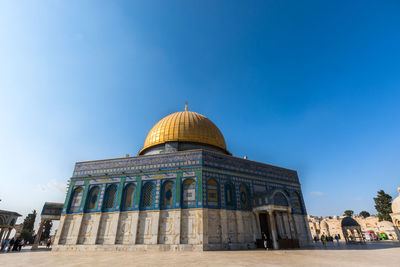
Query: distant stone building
53 107 312 251
0 210 21 242
308 214 399 241
390 187 400 237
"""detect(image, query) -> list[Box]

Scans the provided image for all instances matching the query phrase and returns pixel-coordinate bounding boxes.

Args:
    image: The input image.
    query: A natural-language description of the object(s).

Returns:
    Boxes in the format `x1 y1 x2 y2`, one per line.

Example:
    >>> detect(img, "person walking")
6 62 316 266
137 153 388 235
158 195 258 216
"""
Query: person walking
1 239 6 251
262 232 269 250
18 239 24 251
334 234 340 245
12 238 19 251
321 234 327 248
7 238 14 252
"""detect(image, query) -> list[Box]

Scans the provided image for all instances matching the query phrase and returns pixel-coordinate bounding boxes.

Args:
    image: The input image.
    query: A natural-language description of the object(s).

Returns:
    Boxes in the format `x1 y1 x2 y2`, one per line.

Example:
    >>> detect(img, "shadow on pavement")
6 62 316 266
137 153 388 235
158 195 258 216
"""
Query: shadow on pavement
296 241 400 251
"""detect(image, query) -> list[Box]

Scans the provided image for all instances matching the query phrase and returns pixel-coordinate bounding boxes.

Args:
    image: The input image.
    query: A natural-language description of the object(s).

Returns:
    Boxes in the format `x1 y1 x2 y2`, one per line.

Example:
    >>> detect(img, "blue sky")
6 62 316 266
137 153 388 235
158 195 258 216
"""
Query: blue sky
1 1 400 226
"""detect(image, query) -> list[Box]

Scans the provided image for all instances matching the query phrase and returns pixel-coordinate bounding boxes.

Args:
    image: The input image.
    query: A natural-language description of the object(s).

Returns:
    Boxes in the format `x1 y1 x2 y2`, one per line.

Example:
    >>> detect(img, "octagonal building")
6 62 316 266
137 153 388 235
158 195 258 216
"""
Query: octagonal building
53 108 312 251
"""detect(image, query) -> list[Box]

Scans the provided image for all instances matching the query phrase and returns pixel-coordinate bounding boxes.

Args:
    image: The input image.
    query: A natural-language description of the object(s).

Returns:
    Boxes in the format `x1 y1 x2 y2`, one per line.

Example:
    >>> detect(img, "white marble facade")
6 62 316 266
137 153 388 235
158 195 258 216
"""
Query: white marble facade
54 208 311 251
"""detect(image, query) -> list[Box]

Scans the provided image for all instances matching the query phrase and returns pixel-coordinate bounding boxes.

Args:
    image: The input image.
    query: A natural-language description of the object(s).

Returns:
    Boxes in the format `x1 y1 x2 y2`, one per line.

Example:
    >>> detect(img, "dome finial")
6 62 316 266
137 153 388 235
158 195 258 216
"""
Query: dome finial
185 101 188 111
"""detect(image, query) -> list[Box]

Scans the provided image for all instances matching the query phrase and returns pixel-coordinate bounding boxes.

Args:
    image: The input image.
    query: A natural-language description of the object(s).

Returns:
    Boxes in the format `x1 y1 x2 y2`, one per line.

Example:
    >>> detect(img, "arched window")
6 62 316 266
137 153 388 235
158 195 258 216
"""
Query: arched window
10 218 16 226
182 178 196 208
141 182 154 209
225 183 235 208
161 181 174 208
85 186 99 211
207 179 219 207
68 187 83 213
273 192 289 206
103 184 117 210
0 216 5 226
240 184 250 210
122 183 136 209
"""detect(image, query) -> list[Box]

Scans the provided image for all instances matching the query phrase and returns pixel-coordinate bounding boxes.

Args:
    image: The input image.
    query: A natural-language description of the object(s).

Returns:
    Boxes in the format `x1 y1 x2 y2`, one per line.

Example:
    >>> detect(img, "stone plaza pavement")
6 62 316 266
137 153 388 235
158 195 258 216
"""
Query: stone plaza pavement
0 242 399 267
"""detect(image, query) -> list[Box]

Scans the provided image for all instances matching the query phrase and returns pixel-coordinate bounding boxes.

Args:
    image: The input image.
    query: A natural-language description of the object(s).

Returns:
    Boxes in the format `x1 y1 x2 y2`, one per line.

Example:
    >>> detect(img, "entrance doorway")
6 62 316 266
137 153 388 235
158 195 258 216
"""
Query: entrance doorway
257 213 273 249
259 213 270 238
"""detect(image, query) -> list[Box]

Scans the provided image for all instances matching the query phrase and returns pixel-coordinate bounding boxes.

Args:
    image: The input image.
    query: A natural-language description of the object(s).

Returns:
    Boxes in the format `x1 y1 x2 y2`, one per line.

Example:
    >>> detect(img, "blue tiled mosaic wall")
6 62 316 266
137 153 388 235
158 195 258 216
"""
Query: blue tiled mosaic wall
63 150 306 215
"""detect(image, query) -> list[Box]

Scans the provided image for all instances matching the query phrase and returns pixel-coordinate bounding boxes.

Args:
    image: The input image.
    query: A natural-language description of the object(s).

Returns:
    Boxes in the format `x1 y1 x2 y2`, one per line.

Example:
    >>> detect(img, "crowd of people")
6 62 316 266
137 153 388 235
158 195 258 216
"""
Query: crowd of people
314 234 341 247
0 238 26 252
1 237 52 252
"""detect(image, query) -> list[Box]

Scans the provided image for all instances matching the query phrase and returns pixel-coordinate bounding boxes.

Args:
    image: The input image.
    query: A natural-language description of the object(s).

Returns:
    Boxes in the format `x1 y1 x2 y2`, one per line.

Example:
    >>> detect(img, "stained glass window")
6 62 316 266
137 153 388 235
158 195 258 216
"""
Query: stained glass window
123 183 136 209
103 184 117 209
86 186 99 211
207 179 219 207
225 183 235 207
141 182 154 208
69 187 83 212
240 184 249 210
182 178 196 208
161 181 174 208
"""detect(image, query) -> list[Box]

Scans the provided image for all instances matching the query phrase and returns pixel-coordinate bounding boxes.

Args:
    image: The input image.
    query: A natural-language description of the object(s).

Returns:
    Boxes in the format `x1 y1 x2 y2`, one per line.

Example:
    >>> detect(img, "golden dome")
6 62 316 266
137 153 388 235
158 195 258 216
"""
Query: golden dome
139 110 228 155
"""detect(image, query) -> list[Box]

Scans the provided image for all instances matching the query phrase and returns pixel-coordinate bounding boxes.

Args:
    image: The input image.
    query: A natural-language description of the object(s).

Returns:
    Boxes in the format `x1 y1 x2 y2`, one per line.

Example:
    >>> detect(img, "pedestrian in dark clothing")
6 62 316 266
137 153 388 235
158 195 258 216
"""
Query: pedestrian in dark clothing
262 232 269 250
18 239 24 251
321 235 327 247
1 239 6 251
12 239 19 251
7 238 14 252
334 234 340 245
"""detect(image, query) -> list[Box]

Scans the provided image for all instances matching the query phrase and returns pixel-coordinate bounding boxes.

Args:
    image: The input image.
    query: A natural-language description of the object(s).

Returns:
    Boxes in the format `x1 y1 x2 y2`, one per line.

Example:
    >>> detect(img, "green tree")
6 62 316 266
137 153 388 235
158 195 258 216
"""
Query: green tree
20 210 37 243
374 190 392 222
359 211 370 218
41 220 53 241
343 210 354 217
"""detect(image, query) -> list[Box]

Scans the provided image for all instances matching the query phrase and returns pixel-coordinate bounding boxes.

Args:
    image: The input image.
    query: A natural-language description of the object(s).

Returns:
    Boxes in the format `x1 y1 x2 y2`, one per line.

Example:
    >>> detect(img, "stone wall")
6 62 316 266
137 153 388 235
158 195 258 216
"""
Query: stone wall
308 215 399 240
54 209 205 251
55 209 313 251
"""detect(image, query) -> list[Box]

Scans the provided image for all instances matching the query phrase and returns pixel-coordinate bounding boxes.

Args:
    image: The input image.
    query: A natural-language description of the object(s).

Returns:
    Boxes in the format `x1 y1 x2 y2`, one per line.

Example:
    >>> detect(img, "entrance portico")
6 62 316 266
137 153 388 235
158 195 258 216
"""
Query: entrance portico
32 202 63 250
0 210 21 245
254 204 299 249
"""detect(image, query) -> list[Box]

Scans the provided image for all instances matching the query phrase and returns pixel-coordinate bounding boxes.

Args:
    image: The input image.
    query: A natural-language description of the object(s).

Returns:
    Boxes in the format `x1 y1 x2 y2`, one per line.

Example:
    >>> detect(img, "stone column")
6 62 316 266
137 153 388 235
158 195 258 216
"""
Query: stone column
202 208 209 246
32 219 46 250
4 228 12 242
90 213 102 245
282 213 292 239
1 228 7 243
275 212 283 239
220 209 228 245
278 213 286 238
0 228 5 243
0 228 4 243
267 210 279 250
303 215 313 243
54 215 66 245
69 214 84 245
236 210 245 243
109 212 121 244
251 212 258 242
151 211 160 244
288 213 297 239
173 209 181 245
129 211 139 245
